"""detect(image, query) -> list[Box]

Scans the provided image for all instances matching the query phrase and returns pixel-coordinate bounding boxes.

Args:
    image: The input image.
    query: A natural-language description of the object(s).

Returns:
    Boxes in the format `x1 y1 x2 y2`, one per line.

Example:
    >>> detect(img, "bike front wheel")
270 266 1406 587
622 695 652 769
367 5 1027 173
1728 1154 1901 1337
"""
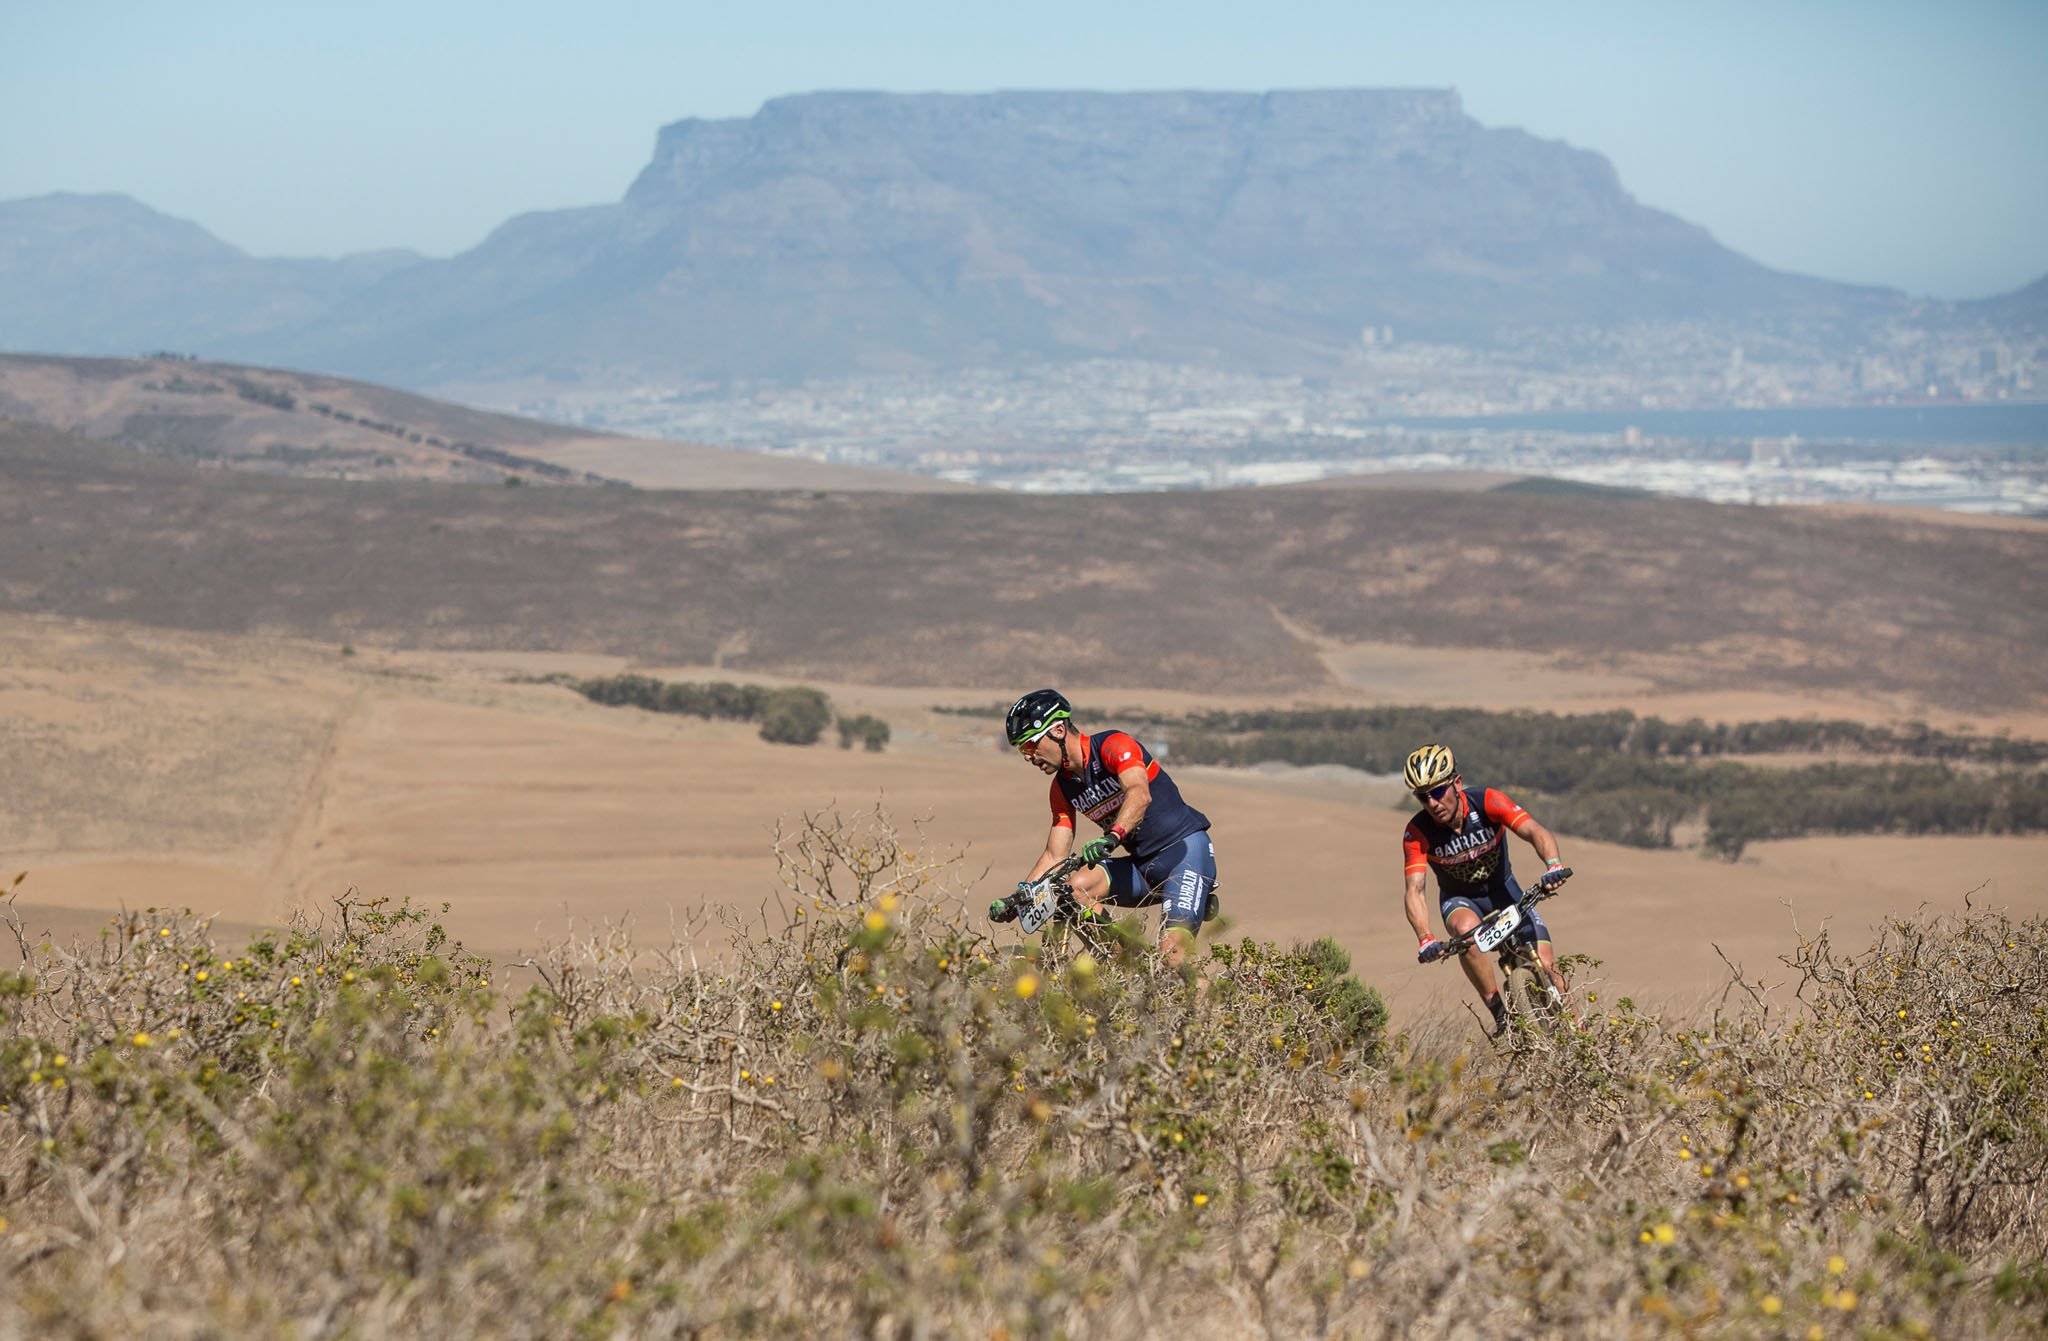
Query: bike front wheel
1500 949 1565 1025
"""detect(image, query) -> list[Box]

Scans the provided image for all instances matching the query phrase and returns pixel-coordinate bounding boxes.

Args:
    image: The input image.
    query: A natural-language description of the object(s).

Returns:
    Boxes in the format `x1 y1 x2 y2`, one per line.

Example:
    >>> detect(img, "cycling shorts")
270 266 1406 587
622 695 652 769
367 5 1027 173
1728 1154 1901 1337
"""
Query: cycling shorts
1101 831 1217 932
1440 874 1549 947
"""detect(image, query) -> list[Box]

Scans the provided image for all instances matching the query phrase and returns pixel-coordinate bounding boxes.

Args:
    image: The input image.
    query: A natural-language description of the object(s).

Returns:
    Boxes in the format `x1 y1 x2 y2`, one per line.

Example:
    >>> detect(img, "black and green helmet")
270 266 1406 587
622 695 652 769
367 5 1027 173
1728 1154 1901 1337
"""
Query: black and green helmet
1005 689 1072 746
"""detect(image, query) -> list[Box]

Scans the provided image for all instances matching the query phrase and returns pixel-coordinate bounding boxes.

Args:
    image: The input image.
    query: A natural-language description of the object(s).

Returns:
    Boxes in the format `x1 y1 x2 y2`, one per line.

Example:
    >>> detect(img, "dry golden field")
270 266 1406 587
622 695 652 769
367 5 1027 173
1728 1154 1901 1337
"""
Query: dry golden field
5 614 2043 1026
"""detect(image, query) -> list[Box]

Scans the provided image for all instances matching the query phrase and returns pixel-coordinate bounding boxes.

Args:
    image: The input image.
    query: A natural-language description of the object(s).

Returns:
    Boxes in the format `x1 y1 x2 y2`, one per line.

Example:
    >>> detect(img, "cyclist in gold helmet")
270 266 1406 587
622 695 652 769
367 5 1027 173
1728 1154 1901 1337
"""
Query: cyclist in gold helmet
1399 743 1575 1032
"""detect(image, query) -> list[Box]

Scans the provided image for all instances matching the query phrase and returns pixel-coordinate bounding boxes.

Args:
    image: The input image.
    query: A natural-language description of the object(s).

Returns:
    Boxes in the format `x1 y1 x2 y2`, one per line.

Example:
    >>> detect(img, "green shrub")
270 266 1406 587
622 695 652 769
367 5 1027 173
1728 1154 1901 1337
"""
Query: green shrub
758 686 833 745
569 674 792 726
836 713 891 752
1295 936 1390 1061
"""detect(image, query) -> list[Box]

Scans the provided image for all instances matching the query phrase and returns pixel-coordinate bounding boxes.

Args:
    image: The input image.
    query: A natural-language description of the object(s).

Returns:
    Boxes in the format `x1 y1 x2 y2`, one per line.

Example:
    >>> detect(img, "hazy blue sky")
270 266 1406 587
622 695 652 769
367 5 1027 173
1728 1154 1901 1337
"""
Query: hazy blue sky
3 0 2043 298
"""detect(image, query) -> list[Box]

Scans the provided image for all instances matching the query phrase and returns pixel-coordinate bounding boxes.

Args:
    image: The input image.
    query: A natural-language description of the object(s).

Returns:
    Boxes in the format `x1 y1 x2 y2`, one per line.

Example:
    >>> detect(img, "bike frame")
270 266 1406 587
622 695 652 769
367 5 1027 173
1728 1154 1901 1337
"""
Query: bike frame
989 852 1100 933
1433 870 1572 1018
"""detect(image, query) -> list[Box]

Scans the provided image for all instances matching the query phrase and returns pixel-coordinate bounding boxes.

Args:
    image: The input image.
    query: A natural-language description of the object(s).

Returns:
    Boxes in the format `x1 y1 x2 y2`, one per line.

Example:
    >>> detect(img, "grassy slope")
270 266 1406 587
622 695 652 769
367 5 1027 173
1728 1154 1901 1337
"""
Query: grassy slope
2 816 2044 1337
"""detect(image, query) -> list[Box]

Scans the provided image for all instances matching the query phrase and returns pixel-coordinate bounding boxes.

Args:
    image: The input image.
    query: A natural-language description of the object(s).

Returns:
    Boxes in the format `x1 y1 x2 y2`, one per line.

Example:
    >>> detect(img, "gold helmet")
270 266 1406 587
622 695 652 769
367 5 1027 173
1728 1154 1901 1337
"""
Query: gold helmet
1402 743 1457 793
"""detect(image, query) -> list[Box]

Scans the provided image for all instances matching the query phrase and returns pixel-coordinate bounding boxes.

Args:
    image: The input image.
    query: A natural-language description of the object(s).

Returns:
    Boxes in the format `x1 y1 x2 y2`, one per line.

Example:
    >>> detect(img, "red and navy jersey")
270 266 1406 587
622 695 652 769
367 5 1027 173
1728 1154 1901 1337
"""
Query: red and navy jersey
1049 730 1210 861
1403 787 1530 899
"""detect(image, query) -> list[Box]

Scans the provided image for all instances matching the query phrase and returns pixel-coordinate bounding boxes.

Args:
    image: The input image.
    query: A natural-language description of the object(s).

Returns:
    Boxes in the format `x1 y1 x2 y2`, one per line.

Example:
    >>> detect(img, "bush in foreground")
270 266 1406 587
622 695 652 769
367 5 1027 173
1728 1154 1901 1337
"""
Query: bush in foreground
0 824 2044 1337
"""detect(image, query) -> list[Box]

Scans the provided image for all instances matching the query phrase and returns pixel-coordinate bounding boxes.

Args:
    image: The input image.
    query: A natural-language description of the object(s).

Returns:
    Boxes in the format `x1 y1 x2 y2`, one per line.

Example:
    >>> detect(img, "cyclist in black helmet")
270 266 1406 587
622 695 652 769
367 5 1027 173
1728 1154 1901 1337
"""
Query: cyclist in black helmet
1002 689 1218 966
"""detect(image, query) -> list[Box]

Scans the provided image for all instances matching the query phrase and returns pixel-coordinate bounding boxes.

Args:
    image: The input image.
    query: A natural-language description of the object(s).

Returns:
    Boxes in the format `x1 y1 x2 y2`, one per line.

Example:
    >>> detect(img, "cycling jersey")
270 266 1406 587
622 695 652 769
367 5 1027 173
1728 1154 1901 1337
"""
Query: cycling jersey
1405 785 1550 946
1049 730 1210 862
1403 786 1529 901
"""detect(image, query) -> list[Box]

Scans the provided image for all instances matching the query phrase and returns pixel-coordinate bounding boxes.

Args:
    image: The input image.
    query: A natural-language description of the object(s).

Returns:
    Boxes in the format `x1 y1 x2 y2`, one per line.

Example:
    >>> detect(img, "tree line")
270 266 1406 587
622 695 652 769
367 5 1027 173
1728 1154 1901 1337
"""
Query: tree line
1111 705 2048 860
1143 705 2046 769
564 673 891 750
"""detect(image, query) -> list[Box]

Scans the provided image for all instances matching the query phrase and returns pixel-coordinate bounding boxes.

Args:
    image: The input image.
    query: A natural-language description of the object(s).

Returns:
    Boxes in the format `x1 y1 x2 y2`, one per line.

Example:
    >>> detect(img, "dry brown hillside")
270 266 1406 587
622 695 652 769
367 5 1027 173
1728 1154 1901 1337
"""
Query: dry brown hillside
4 417 2045 703
0 353 971 491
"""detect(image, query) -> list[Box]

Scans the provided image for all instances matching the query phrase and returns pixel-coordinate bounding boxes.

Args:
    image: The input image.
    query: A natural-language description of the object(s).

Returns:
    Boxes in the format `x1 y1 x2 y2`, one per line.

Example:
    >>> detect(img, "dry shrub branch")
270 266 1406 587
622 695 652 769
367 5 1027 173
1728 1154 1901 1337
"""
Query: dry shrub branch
0 816 2043 1338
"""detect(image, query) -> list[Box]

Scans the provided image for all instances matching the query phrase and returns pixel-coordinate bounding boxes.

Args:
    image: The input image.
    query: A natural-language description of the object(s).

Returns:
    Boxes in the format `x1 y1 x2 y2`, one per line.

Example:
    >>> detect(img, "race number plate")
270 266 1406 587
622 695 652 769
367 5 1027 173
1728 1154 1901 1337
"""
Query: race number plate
1016 881 1060 935
1474 905 1522 953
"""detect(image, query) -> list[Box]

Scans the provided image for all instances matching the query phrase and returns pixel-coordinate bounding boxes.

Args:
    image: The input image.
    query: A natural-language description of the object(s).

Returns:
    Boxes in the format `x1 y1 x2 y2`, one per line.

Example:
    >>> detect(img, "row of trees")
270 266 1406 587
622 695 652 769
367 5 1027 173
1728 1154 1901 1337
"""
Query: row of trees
568 673 862 748
229 377 296 412
1536 758 2048 860
1151 704 2046 768
1134 706 2048 860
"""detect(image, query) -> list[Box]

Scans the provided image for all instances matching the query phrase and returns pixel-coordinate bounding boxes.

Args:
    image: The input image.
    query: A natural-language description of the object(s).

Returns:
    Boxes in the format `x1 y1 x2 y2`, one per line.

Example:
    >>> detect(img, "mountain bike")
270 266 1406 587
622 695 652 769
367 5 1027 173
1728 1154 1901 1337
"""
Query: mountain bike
1429 868 1573 1028
988 853 1220 958
986 853 1125 959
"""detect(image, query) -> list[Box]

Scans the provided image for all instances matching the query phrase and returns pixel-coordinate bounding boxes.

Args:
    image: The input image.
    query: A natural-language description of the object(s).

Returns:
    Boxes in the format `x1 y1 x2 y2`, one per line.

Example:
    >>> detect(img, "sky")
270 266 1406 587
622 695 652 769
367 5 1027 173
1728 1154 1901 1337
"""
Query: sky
3 0 2044 300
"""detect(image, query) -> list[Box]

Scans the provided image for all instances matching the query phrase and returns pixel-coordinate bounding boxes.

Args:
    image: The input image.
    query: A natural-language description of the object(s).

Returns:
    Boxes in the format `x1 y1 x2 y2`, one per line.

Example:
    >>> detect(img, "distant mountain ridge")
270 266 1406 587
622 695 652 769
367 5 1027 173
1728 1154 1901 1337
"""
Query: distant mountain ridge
0 193 420 354
0 352 974 491
1 90 2038 388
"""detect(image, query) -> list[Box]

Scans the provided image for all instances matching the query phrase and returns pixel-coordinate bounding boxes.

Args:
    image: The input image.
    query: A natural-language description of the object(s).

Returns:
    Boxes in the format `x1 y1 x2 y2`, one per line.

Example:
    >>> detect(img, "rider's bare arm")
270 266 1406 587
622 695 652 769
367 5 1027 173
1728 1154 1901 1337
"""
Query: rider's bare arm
1402 866 1434 944
1026 820 1077 881
1509 814 1564 869
1106 764 1152 840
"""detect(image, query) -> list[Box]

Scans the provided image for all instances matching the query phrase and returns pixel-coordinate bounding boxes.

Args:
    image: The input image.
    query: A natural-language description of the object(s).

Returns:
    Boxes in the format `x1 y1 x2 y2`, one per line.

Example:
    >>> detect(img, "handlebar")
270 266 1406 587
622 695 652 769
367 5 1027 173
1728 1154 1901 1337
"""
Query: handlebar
989 851 1091 923
1434 867 1572 960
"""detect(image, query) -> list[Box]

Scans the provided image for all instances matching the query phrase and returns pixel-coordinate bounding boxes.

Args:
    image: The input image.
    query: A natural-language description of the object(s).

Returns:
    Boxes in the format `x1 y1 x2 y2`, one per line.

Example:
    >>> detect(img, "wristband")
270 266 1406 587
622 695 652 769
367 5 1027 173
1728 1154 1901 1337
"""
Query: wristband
1545 859 1564 871
1108 825 1129 849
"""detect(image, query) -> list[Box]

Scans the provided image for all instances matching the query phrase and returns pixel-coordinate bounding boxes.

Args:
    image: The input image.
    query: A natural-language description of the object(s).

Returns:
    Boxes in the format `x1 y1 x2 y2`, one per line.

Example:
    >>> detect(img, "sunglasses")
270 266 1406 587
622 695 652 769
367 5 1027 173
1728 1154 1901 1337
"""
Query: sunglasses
1414 782 1455 803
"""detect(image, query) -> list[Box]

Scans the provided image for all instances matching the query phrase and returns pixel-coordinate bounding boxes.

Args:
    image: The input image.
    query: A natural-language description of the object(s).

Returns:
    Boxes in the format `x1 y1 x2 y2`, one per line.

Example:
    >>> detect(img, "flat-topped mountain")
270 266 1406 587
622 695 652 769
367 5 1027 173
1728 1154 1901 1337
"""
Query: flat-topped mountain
3 91 2036 389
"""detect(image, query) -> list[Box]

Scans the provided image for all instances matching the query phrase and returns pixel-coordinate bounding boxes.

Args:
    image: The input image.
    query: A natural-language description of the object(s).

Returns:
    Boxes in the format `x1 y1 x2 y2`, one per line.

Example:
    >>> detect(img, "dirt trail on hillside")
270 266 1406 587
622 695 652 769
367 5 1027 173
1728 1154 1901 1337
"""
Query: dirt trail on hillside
5 617 2044 1019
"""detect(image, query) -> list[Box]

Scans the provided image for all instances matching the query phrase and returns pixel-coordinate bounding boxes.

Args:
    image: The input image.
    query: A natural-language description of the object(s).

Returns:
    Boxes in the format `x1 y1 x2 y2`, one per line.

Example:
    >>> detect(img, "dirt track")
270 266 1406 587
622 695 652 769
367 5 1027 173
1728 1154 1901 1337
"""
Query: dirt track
6 616 2042 1022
